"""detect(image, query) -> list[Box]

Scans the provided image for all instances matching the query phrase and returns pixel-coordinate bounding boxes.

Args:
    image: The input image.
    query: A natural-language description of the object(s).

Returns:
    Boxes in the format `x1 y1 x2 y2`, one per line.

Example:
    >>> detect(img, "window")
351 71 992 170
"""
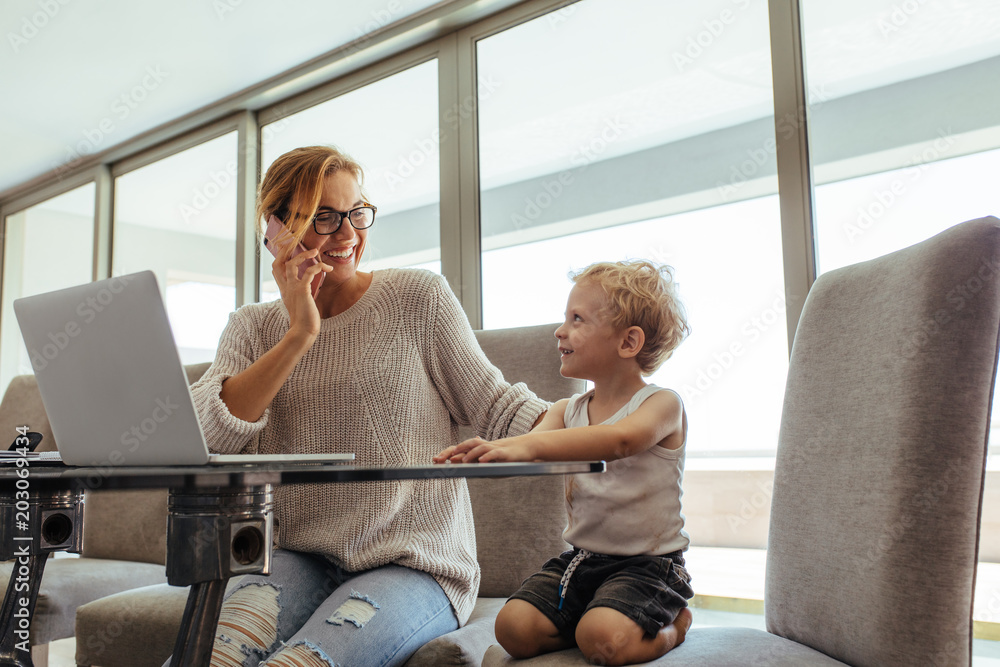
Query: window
803 0 1000 274
1 184 96 392
113 132 239 364
477 0 787 458
814 149 1000 274
259 60 440 300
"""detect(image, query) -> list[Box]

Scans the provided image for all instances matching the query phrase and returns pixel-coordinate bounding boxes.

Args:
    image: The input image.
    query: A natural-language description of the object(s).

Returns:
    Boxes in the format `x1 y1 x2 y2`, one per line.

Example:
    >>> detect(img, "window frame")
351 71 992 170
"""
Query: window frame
0 0 897 365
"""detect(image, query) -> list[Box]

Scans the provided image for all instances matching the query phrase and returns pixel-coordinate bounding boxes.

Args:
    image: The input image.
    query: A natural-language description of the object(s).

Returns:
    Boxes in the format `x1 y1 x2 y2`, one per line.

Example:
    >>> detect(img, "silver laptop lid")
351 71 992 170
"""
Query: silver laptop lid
13 271 212 466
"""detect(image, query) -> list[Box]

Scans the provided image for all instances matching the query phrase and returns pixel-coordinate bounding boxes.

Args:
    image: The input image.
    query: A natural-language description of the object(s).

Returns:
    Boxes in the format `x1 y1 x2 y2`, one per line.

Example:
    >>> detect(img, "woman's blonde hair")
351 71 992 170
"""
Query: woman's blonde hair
571 260 690 375
255 145 365 242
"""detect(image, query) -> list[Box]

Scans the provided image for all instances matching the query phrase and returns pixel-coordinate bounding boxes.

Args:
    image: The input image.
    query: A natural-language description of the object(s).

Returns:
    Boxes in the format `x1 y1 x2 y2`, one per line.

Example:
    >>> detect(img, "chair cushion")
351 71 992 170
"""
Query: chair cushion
473 324 582 404
767 217 1000 665
82 488 168 565
482 627 850 666
468 476 569 598
185 361 212 385
405 597 505 666
0 557 167 645
75 583 189 667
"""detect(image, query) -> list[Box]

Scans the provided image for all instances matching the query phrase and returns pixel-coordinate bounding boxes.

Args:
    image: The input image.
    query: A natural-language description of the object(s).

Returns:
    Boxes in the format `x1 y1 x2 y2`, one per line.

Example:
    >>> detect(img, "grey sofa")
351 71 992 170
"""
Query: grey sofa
73 322 584 666
485 216 1000 665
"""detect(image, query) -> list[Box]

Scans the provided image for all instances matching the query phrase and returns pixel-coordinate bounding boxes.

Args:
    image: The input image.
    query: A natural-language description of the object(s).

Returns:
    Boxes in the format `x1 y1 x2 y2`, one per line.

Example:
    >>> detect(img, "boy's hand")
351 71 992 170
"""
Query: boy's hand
433 438 490 463
432 441 469 463
432 445 457 463
432 437 534 463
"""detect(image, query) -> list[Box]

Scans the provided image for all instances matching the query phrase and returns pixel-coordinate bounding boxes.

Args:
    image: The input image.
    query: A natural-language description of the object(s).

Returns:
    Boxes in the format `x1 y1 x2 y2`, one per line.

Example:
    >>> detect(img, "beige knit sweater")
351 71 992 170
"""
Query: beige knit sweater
189 268 547 624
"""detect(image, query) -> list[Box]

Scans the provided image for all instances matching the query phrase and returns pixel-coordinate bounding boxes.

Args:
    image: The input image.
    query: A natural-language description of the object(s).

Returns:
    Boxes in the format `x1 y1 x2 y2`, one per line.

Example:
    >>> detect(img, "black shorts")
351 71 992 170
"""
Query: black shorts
509 548 694 638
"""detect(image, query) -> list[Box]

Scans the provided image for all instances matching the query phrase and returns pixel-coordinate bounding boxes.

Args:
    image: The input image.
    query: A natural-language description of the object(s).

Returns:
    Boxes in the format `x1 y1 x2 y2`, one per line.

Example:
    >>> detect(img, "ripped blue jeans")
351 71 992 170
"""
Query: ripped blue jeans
161 549 458 667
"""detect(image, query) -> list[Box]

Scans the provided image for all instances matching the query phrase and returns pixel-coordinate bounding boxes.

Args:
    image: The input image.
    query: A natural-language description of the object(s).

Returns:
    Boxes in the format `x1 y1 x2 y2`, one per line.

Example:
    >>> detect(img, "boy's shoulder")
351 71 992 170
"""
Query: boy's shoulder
620 384 684 414
563 389 596 426
563 384 681 427
640 384 683 410
633 385 685 424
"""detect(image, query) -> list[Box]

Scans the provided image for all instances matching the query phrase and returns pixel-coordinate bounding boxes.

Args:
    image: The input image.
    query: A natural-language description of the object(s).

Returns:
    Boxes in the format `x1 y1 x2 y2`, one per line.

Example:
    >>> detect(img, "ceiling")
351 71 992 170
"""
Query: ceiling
0 0 445 198
2 0 1000 209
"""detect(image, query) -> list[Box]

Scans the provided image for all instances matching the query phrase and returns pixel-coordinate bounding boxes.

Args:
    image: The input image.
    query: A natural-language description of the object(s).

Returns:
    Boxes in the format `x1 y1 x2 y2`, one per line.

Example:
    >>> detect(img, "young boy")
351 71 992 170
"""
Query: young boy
434 259 694 666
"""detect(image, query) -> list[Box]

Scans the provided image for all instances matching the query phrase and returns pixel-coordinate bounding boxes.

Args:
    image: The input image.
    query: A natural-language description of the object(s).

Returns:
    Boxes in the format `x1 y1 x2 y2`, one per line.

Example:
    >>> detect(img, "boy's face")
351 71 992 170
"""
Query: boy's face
554 281 622 380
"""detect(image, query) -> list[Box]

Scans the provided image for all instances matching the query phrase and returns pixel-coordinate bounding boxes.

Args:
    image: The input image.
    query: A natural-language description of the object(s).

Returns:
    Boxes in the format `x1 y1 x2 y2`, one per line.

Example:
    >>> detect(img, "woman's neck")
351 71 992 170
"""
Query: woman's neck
314 271 373 319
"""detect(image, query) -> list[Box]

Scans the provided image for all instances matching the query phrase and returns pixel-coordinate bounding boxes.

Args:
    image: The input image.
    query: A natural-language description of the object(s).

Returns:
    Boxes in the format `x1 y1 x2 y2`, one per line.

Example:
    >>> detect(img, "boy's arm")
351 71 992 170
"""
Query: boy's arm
436 391 683 463
433 399 568 463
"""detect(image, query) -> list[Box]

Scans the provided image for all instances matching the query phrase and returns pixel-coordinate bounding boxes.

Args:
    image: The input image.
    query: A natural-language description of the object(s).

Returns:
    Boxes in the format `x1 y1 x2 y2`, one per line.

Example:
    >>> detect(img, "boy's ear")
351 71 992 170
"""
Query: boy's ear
618 326 645 359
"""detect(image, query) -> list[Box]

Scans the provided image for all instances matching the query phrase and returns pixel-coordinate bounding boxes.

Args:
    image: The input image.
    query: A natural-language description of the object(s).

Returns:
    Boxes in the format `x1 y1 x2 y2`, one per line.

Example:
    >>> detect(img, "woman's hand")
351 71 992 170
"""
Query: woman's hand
272 244 332 340
219 244 331 423
433 437 534 463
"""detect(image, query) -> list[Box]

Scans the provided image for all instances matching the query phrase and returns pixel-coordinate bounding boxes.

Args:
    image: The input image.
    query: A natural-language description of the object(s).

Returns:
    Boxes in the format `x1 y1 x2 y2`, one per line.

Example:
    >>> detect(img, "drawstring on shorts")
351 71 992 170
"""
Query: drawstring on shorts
557 549 592 610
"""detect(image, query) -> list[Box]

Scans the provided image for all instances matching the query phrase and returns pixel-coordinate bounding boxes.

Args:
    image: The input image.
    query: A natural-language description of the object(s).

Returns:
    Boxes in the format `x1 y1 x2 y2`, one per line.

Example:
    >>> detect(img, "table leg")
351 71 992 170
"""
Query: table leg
0 555 45 667
165 485 273 666
169 579 227 667
0 489 84 667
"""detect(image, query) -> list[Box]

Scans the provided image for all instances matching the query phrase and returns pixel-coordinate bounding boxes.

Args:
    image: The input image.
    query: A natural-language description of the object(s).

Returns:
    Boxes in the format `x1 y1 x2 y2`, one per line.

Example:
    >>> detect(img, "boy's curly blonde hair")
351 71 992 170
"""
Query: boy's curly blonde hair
571 260 690 375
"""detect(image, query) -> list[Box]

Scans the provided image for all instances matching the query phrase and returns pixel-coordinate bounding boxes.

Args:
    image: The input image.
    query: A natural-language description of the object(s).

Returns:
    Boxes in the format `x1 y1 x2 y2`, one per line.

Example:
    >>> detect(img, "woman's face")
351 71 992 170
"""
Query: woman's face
301 170 368 286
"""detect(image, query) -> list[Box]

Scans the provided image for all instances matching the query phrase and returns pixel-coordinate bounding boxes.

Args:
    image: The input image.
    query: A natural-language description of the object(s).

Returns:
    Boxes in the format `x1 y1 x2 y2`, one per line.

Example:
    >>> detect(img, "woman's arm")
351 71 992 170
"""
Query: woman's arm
193 247 329 452
219 241 330 422
218 328 314 422
190 310 271 454
443 390 683 463
425 274 548 441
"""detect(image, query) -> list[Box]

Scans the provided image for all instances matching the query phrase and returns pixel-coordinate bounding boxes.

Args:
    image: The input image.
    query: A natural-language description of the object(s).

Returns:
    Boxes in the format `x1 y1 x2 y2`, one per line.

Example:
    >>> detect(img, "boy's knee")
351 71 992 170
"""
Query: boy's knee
575 611 635 666
575 628 620 665
494 601 555 659
494 604 535 658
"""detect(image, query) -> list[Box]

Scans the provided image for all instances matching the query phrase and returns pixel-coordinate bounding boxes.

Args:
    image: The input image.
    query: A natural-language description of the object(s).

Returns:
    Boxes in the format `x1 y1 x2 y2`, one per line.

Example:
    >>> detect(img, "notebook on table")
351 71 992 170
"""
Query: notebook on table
12 271 353 467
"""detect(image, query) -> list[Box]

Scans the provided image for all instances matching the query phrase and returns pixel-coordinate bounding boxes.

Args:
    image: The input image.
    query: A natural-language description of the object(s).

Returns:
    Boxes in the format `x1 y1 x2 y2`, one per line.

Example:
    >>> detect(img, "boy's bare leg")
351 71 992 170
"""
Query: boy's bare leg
494 599 574 659
575 606 692 666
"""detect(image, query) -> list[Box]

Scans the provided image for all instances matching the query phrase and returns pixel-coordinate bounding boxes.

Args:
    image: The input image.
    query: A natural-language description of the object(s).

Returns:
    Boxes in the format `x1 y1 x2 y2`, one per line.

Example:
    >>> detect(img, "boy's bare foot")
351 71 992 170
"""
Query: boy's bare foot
660 607 693 652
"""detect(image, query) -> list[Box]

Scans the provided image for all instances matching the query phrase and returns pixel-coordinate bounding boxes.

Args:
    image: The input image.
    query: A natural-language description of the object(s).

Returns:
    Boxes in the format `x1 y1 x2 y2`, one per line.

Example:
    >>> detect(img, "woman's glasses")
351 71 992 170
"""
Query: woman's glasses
312 204 377 235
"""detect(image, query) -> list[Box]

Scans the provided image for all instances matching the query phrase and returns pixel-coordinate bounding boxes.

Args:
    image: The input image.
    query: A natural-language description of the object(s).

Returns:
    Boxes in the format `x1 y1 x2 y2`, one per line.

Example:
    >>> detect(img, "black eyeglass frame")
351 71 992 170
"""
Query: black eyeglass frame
311 203 378 235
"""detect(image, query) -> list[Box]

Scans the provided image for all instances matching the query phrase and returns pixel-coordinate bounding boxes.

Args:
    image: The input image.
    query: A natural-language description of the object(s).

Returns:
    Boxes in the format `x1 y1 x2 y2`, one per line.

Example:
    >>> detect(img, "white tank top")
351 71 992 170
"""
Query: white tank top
561 384 690 556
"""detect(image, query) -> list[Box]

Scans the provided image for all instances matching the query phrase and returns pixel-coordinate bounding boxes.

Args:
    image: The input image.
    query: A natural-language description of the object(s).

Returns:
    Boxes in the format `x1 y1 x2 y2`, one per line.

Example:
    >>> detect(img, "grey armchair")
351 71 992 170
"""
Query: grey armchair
486 216 1000 666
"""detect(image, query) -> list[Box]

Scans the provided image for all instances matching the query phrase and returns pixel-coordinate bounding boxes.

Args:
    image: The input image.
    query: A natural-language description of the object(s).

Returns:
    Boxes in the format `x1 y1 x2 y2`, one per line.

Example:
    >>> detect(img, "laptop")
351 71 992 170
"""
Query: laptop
12 271 354 467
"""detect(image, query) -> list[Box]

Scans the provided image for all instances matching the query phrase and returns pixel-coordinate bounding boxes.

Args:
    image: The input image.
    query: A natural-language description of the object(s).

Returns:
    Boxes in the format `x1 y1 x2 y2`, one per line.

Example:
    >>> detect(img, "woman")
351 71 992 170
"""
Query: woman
175 146 546 667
